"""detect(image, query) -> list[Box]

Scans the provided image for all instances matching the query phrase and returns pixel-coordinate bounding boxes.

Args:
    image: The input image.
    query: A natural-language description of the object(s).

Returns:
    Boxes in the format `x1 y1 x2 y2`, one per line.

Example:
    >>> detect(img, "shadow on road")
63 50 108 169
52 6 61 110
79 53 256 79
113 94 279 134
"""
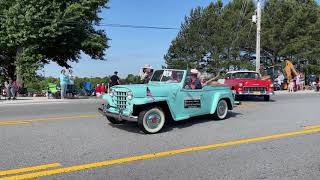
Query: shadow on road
108 111 242 134
237 96 276 102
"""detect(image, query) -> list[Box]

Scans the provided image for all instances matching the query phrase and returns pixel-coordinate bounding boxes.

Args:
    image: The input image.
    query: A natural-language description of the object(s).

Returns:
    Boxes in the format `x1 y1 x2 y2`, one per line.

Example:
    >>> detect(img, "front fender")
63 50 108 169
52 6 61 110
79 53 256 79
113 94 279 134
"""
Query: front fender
102 94 115 107
131 97 178 119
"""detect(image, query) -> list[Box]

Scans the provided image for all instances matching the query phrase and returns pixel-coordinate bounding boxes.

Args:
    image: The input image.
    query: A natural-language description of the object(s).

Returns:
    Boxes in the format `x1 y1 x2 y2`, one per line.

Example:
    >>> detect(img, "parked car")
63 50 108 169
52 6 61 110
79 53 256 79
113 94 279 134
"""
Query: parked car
222 71 274 101
99 69 237 134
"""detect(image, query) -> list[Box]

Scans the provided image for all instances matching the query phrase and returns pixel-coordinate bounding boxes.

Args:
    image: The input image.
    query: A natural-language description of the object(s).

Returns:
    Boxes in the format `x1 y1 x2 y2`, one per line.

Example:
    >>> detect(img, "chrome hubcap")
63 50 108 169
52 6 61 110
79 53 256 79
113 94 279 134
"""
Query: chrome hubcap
146 112 161 129
217 101 227 117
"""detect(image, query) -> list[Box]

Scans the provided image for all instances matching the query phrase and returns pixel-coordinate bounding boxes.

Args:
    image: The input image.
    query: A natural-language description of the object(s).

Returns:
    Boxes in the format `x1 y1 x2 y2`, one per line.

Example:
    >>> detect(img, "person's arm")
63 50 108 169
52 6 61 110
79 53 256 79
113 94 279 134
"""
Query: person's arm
117 77 121 85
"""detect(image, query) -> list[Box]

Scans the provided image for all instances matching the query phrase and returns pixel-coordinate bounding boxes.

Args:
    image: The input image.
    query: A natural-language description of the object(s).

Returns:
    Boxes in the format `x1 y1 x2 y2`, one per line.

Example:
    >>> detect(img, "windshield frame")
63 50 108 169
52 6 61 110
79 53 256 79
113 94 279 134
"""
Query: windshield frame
230 72 261 79
150 70 185 83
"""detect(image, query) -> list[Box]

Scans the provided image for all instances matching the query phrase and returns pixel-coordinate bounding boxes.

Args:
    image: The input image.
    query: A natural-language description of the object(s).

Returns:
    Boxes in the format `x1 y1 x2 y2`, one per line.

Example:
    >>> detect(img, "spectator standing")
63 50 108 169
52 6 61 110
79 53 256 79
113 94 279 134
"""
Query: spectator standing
300 73 305 90
3 81 7 98
110 71 120 87
95 84 101 97
67 69 75 97
295 73 301 91
101 83 106 94
6 78 16 100
60 69 68 99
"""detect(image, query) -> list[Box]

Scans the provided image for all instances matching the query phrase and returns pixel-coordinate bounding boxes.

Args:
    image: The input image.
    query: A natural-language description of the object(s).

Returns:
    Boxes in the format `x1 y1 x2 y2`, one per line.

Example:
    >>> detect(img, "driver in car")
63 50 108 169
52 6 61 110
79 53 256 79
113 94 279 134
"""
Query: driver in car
187 69 202 89
166 71 181 83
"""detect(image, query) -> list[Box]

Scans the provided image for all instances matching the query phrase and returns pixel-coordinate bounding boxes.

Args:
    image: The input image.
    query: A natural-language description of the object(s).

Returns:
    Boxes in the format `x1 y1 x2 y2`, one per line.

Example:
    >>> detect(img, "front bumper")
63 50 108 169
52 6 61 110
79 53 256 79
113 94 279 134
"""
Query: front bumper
98 106 138 122
237 91 274 96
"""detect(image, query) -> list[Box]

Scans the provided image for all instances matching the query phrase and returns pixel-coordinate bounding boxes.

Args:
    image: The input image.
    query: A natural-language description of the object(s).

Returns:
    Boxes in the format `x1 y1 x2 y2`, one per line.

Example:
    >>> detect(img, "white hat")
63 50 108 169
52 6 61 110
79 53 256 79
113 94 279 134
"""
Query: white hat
143 64 152 69
190 69 199 74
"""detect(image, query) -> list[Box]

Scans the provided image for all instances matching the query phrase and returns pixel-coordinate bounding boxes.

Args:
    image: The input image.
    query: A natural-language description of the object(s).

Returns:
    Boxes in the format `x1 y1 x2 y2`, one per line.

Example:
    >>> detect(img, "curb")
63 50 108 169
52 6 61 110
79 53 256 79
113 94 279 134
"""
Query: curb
0 98 102 106
275 90 319 95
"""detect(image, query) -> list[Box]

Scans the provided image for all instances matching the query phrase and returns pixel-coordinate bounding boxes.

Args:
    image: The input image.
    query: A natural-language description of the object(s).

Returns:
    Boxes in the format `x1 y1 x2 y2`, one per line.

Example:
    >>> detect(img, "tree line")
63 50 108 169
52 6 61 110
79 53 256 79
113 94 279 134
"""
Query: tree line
164 0 320 76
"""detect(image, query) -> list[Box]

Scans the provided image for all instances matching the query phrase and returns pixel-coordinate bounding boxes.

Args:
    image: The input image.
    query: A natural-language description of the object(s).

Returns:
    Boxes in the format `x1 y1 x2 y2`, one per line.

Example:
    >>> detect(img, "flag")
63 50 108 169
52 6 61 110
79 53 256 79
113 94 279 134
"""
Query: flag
146 87 152 96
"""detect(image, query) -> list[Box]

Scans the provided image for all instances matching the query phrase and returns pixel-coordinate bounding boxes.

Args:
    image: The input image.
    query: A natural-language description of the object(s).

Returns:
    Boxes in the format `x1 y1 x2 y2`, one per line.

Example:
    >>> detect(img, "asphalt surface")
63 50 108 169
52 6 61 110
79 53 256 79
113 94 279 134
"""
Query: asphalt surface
0 93 319 180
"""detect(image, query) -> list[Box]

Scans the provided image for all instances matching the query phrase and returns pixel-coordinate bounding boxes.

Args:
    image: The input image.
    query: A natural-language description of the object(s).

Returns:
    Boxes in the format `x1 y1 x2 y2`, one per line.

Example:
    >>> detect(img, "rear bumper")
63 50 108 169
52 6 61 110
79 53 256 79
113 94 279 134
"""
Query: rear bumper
234 101 242 106
98 107 138 122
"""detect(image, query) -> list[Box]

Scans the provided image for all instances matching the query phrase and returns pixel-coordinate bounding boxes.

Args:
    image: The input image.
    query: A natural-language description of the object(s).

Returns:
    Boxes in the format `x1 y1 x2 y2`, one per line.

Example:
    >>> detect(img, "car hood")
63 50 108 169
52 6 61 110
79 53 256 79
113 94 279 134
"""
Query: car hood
236 79 271 86
111 83 180 98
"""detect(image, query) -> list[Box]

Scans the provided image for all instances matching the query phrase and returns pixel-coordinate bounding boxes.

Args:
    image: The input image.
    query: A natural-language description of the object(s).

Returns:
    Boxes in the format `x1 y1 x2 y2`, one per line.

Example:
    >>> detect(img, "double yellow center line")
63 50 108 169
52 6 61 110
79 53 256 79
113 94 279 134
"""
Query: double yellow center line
1 125 320 180
0 115 99 126
0 163 61 176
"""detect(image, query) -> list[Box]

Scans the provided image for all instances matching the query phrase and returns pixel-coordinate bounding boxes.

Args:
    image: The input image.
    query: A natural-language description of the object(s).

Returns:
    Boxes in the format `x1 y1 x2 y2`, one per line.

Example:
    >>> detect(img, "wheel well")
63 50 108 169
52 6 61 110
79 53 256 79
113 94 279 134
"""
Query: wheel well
221 98 233 110
133 101 173 119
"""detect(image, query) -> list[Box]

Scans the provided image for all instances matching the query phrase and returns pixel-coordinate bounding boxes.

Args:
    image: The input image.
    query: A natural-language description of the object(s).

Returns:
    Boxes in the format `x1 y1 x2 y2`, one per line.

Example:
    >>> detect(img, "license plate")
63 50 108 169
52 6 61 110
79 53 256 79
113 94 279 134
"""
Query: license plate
253 92 261 95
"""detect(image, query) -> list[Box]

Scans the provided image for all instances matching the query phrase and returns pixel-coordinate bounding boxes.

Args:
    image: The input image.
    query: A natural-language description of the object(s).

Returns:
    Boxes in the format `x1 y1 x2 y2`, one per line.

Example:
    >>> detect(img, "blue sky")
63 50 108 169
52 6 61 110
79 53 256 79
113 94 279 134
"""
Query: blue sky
43 0 242 78
44 0 227 78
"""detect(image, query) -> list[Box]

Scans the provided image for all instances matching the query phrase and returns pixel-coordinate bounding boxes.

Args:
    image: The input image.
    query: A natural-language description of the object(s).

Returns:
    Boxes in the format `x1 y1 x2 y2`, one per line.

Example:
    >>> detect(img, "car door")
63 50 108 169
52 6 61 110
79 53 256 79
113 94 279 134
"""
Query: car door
173 88 206 120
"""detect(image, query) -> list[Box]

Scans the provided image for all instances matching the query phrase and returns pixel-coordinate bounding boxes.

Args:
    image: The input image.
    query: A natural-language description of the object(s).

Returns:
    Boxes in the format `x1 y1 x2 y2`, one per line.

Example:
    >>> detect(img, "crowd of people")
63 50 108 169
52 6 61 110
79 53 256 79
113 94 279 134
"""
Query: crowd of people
93 65 154 97
94 71 121 97
2 64 317 101
1 78 19 100
273 71 308 92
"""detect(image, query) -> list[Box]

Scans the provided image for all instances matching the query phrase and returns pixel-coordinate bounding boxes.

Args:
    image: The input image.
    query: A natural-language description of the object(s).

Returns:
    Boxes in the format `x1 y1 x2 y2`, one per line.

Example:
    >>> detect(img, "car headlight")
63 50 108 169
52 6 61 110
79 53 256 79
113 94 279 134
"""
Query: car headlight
238 83 243 87
110 89 115 96
127 92 133 100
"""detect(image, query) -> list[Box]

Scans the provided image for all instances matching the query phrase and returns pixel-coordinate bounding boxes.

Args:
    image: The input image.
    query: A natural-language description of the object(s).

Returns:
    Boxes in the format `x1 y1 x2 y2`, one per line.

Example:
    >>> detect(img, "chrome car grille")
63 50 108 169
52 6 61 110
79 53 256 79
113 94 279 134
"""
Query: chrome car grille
114 91 128 109
243 87 267 92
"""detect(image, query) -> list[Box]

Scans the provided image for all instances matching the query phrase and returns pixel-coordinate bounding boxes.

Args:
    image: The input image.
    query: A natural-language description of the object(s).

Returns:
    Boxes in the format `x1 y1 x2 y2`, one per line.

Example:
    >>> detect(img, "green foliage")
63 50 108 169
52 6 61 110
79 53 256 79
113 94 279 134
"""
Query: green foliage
0 0 110 80
166 0 320 74
262 0 320 64
304 63 320 76
122 74 141 84
165 0 256 73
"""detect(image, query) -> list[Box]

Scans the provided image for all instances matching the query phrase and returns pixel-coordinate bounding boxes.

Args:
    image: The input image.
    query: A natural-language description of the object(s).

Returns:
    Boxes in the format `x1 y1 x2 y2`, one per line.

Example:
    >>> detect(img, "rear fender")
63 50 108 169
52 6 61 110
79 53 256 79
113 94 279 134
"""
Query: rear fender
210 93 234 114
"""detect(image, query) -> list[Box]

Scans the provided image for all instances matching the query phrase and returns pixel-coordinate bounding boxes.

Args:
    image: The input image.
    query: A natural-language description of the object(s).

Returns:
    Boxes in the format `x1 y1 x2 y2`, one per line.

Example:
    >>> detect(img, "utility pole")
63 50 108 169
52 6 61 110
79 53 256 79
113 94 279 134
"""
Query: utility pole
255 0 261 73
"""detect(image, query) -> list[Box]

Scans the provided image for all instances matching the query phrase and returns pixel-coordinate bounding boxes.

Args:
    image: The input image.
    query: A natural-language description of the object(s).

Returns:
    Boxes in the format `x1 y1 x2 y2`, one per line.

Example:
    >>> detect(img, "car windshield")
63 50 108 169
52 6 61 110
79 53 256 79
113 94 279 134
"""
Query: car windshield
150 70 184 83
232 72 260 79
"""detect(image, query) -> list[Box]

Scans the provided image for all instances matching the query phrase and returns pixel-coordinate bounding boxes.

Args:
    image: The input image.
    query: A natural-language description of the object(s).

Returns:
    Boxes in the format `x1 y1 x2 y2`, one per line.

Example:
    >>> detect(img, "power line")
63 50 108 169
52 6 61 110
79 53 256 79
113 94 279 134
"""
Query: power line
0 14 179 30
97 24 179 30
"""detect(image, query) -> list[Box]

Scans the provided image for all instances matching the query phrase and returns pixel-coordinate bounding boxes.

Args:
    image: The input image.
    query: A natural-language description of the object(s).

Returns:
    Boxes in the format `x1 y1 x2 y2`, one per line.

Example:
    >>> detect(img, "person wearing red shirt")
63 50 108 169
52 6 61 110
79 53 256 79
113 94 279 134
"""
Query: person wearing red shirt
101 83 106 94
95 84 101 97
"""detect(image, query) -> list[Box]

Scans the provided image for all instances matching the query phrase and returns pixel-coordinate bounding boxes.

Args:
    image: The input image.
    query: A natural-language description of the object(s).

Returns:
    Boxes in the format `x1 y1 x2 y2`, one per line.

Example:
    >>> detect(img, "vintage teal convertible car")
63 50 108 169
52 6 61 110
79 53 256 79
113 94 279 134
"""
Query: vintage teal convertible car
99 69 236 134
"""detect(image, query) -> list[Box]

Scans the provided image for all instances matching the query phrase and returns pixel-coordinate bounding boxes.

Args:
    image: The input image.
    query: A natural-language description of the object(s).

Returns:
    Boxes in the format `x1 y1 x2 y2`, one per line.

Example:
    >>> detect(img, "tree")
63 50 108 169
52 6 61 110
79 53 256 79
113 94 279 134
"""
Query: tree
166 0 320 75
164 0 256 74
123 74 141 84
262 0 320 69
0 0 109 83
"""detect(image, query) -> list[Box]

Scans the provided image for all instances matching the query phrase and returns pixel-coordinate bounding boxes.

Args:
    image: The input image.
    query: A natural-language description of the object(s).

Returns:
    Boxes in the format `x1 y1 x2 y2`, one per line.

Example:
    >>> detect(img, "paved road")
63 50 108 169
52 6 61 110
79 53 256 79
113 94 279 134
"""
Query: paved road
0 94 319 180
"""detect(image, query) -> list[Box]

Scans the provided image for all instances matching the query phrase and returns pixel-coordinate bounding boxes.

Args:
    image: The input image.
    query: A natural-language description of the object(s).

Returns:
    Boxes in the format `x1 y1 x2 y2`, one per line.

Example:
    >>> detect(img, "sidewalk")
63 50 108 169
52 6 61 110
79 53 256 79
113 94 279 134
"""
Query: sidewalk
275 90 318 95
0 96 101 106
